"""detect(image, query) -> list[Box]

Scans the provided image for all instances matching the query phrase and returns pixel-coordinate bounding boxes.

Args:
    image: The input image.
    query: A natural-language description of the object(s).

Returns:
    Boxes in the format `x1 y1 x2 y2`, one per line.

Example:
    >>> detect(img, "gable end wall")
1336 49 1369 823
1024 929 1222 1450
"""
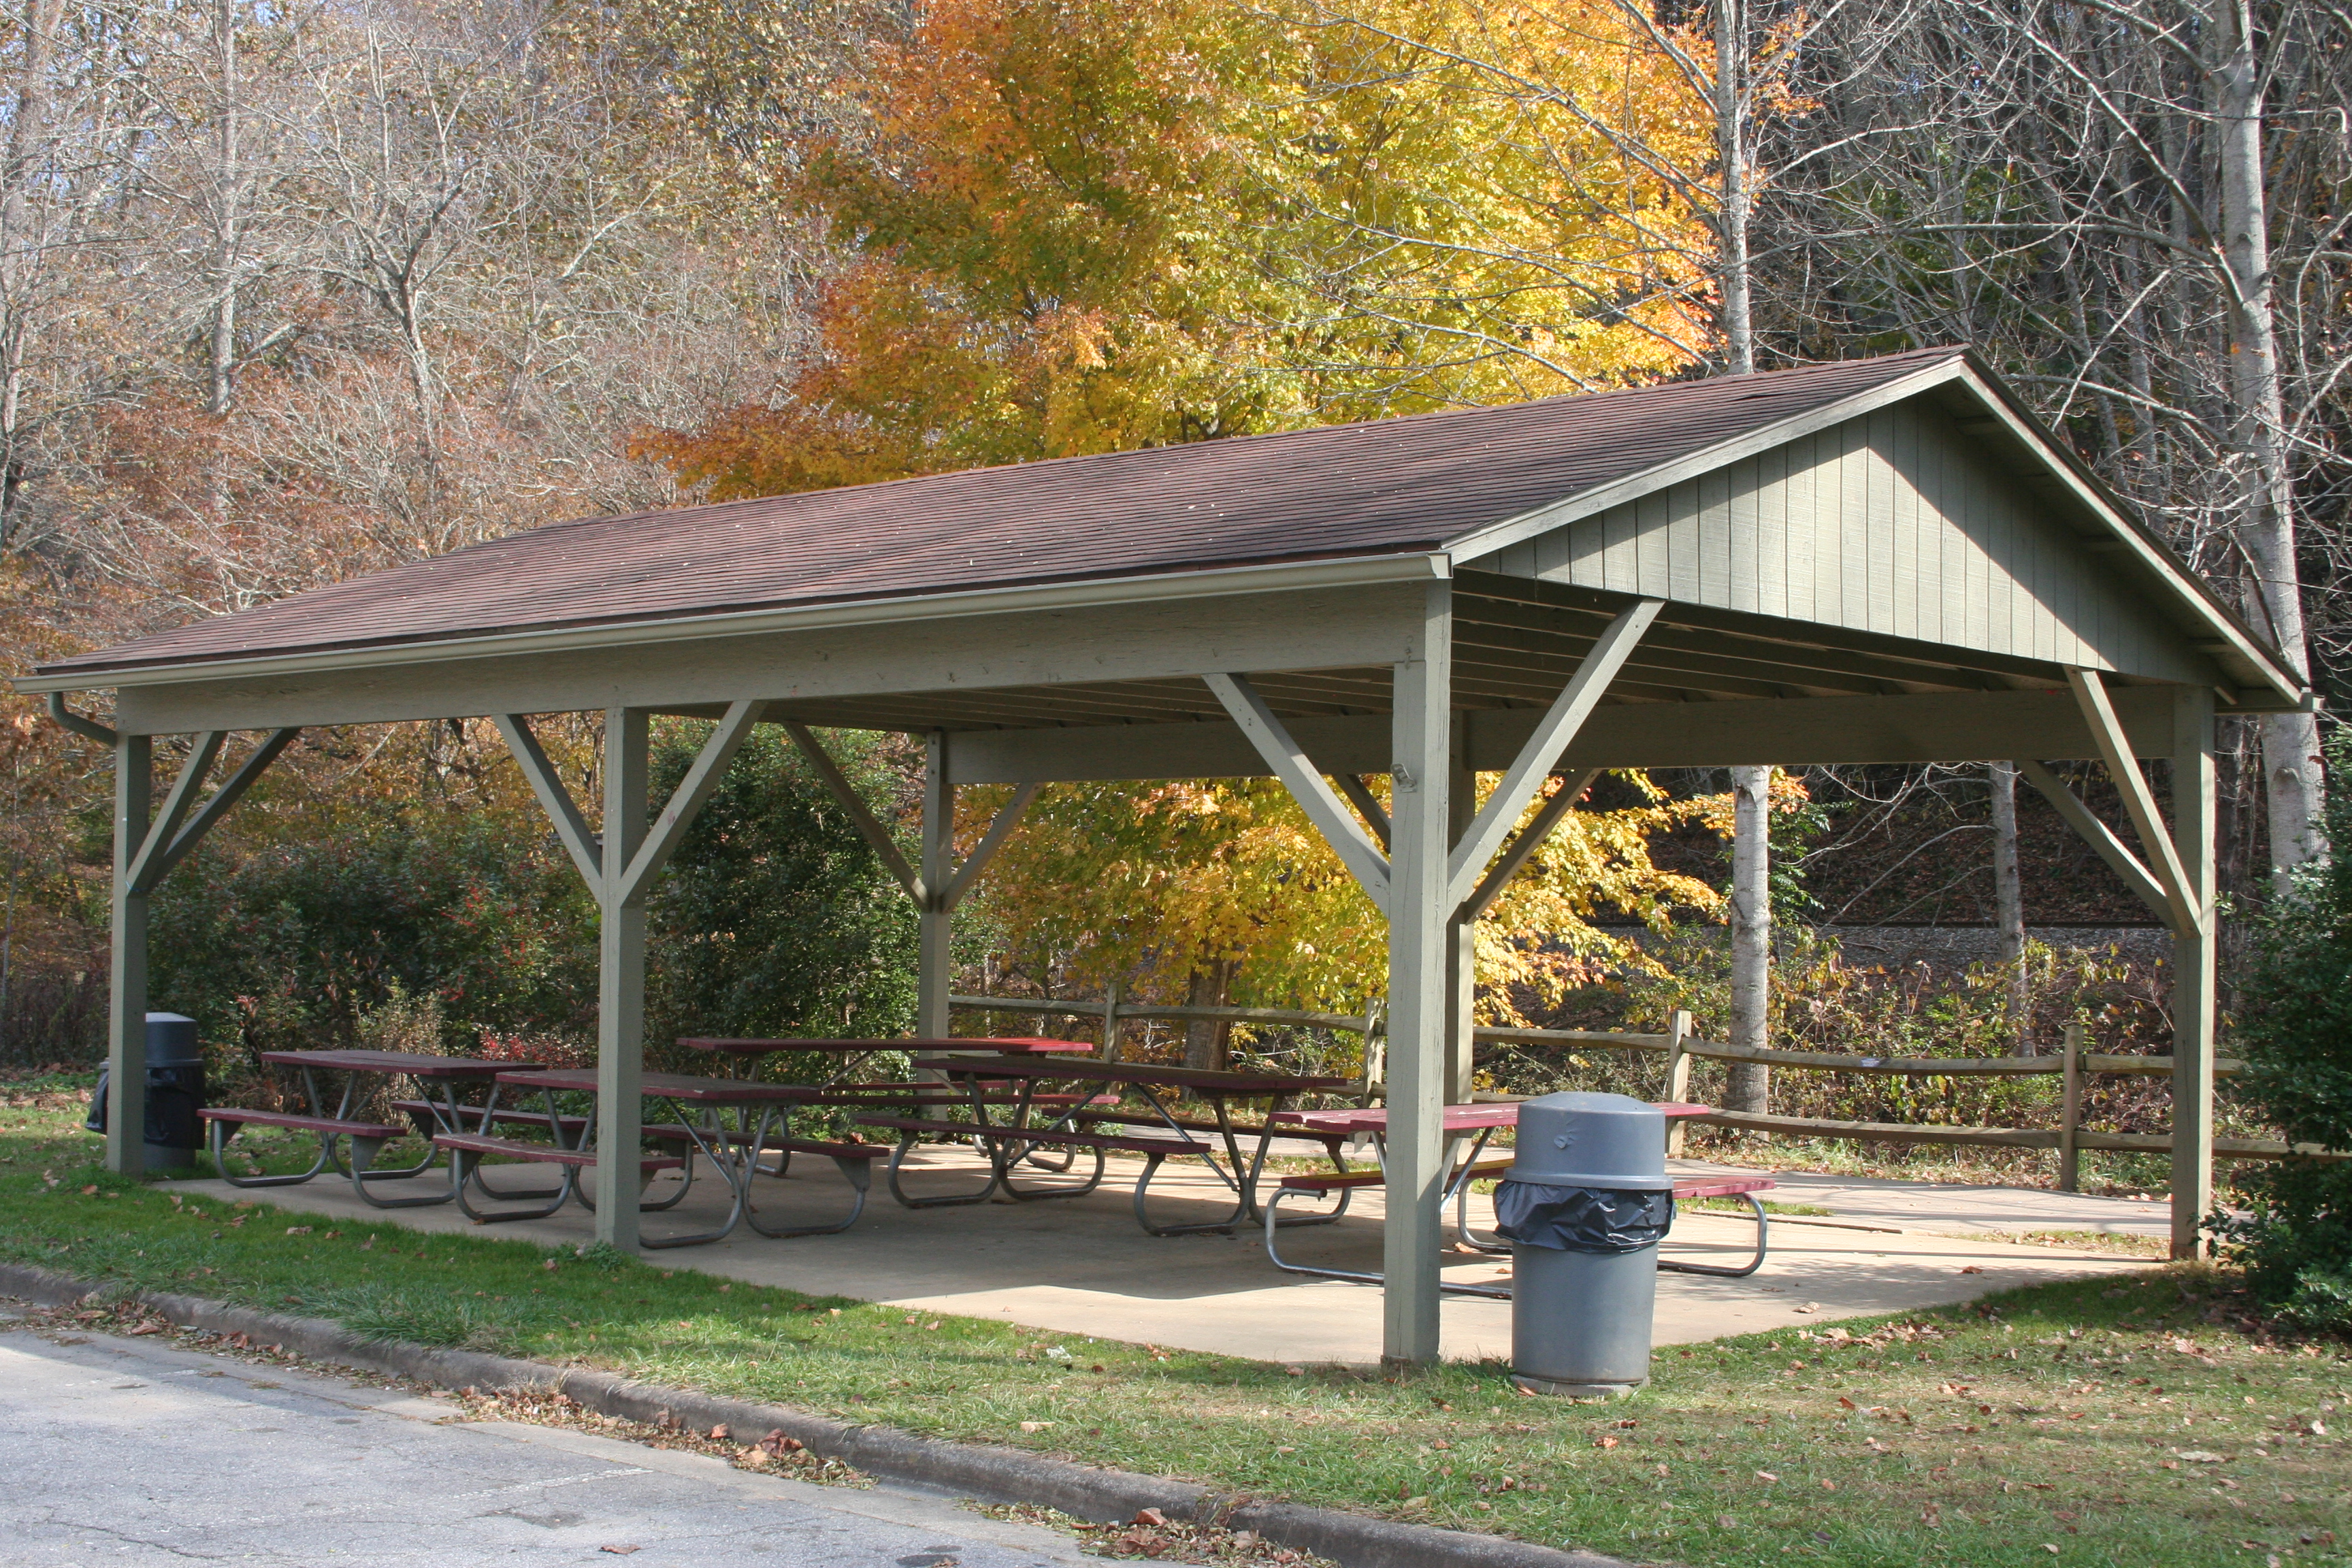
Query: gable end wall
1475 399 2208 685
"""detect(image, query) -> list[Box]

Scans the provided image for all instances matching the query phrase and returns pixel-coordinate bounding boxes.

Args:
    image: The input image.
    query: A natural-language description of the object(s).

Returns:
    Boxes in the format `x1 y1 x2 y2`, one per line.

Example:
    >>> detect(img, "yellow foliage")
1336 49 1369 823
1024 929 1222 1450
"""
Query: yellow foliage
967 771 1716 1022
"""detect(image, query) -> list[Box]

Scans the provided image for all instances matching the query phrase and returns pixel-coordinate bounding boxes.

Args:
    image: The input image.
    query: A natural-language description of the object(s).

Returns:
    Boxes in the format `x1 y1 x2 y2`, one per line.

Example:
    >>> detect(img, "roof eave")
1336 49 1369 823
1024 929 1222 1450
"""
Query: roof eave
16 550 1453 696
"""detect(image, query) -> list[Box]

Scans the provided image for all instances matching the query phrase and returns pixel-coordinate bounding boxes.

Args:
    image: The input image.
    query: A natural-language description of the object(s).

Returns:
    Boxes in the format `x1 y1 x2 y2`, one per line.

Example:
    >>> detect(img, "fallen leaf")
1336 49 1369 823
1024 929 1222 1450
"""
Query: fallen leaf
1960 1265 1983 1275
1133 1508 1167 1527
600 1548 640 1557
1019 1421 1054 1433
1595 1435 1619 1450
2173 1450 2229 1464
1794 1303 1818 1313
1838 1396 1857 1410
1755 1471 1779 1483
1820 1479 1835 1491
709 1424 730 1441
2042 1546 2059 1556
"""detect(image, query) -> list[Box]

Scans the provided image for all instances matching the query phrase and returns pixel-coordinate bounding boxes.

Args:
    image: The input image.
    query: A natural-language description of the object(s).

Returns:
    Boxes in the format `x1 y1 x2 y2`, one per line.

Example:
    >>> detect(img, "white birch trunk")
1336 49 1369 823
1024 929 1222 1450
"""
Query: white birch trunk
2212 0 2322 883
1727 762 1771 1111
1987 760 2030 1053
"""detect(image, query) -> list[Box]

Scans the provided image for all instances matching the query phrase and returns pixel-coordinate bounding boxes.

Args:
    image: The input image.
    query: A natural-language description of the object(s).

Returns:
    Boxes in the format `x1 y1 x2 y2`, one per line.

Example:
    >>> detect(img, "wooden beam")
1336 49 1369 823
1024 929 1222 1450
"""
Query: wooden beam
1460 770 1600 922
781 721 924 902
942 782 1041 910
1448 600 1660 906
495 715 602 887
126 732 225 895
616 699 765 908
2015 759 2172 926
1383 586 1452 1367
1204 672 1390 911
1335 774 1391 852
595 708 649 1250
2068 669 2200 934
948 686 2186 785
105 733 150 1176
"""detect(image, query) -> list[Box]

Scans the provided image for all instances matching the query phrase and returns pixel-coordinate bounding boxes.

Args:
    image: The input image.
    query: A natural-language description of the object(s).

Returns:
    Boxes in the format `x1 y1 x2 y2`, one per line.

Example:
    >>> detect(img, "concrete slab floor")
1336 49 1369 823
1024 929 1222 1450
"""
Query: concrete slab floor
161 1145 2161 1367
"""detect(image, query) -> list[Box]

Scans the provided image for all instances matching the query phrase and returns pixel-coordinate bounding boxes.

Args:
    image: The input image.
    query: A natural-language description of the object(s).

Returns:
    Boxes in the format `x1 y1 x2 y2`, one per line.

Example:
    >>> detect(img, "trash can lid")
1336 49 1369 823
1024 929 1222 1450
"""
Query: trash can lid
1505 1091 1670 1190
143 1013 202 1065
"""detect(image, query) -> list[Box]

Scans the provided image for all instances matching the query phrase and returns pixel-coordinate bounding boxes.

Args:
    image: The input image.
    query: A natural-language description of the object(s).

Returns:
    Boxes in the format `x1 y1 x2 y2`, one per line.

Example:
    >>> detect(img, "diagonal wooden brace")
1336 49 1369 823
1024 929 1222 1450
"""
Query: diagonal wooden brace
1447 599 1660 908
495 715 602 885
2063 668 2202 935
1205 672 1390 911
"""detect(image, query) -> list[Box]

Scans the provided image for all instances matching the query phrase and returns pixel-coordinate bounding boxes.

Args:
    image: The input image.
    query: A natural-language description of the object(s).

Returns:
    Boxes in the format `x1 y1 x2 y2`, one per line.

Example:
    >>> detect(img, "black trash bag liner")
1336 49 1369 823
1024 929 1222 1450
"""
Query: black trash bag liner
1494 1182 1675 1254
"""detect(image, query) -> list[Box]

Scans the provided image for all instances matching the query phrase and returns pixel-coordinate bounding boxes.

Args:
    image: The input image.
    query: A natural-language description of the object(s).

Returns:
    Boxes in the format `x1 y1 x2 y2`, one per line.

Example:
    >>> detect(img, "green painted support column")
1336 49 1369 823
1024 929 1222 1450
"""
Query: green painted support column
106 732 152 1177
2170 686 2217 1260
1383 580 1452 1369
1444 752 1478 1106
595 708 649 1251
917 730 953 1041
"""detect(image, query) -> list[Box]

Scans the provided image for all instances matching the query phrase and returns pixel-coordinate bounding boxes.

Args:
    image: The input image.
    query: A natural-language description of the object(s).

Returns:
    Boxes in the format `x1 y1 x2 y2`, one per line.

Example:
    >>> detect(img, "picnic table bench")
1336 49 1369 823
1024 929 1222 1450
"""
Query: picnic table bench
1260 1102 1775 1292
201 1050 542 1207
1265 1164 1779 1291
861 1055 1350 1235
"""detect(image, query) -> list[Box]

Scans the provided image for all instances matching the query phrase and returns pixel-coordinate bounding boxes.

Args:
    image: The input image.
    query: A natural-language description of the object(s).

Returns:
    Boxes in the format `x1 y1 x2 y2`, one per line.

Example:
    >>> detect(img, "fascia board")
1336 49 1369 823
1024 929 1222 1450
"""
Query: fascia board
15 551 1452 696
1442 355 1975 565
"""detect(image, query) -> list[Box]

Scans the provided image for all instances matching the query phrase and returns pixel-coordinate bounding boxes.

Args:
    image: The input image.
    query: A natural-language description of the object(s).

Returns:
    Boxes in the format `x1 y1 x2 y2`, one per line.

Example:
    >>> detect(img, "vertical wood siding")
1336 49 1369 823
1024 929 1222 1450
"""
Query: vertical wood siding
1492 399 2203 683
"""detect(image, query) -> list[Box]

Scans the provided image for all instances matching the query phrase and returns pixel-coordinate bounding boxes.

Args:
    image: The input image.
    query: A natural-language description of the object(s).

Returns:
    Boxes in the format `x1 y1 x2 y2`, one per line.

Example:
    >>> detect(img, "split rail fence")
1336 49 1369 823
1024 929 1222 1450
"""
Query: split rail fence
949 994 2348 1190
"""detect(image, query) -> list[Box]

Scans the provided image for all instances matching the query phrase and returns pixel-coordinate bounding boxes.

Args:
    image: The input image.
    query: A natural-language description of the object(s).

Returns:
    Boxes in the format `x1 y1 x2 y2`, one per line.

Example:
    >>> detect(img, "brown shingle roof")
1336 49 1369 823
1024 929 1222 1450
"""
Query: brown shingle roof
41 348 1968 677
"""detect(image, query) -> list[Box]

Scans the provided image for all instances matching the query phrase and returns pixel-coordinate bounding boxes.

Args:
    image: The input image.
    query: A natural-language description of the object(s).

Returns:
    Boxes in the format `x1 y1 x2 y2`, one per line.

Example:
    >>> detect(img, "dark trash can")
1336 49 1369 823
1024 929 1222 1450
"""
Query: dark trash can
84 1013 206 1171
1494 1091 1671 1396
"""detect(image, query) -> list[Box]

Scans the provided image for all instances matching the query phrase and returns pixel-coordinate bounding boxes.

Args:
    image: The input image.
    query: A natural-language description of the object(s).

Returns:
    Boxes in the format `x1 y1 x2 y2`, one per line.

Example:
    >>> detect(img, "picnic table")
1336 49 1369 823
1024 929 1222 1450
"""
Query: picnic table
200 1049 544 1209
677 1035 1102 1115
858 1055 1350 1235
456 1069 883 1247
1260 1100 1774 1294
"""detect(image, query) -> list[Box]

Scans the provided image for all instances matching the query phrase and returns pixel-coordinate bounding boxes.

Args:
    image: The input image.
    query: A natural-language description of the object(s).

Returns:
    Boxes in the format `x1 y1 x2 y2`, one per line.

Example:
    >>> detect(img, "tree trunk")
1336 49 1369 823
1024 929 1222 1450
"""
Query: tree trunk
2212 0 2323 883
1713 0 1754 376
1181 958 1237 1072
1726 764 1771 1111
1987 760 2030 1053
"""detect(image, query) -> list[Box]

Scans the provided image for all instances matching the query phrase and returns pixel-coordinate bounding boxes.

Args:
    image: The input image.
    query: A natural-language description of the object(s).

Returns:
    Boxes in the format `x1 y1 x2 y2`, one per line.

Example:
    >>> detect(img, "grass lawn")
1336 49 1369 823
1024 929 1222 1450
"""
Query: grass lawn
3 1072 2347 1567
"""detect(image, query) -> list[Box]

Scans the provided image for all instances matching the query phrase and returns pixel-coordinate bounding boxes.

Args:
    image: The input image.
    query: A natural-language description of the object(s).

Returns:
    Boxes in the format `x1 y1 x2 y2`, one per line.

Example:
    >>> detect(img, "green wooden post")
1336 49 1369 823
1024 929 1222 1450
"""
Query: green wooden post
1384 581 1452 1368
595 708 649 1250
918 730 953 1041
106 732 152 1177
2169 687 2217 1259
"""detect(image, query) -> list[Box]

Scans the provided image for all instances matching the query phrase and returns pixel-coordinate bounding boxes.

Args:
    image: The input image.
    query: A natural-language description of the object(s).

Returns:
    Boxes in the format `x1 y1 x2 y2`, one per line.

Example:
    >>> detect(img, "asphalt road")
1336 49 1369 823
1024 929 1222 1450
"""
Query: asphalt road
0 1314 1085 1568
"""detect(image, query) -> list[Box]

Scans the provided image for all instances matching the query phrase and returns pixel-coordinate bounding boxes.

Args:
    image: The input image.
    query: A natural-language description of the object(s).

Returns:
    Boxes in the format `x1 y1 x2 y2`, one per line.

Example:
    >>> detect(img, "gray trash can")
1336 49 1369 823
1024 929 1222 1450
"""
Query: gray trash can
83 1013 207 1170
1494 1091 1673 1397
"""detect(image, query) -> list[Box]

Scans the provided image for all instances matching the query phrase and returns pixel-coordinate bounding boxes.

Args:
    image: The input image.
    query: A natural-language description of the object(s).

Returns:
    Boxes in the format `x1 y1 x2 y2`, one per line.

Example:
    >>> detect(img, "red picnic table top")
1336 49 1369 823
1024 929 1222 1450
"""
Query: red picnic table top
1272 1100 1714 1133
678 1036 1094 1056
911 1054 1348 1096
495 1068 816 1102
258 1049 538 1079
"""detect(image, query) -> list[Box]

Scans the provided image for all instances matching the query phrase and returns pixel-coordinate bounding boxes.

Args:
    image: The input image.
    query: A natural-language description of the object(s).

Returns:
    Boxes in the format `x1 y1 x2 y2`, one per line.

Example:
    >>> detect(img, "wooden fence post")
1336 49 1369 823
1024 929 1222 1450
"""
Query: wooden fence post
2058 1018 2084 1193
1665 1008 1693 1157
1100 979 1123 1063
1359 1000 1386 1107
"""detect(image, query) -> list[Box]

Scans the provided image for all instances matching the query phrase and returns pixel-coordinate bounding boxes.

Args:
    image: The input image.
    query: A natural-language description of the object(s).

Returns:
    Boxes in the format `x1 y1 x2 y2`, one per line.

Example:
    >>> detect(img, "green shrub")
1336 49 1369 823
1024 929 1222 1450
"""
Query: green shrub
2215 736 2352 1326
643 723 918 1066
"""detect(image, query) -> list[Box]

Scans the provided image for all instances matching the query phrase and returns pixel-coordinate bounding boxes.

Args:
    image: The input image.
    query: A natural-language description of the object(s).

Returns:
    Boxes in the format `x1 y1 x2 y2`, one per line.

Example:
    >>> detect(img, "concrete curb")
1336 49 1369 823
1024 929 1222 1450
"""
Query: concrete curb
0 1258 1628 1568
